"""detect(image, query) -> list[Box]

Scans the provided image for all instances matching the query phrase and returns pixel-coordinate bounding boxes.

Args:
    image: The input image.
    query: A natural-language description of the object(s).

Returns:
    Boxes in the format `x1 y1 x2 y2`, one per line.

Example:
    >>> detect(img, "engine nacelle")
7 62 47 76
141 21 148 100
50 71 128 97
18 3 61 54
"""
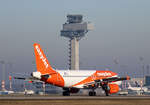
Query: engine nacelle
108 84 119 94
70 88 80 93
31 72 41 79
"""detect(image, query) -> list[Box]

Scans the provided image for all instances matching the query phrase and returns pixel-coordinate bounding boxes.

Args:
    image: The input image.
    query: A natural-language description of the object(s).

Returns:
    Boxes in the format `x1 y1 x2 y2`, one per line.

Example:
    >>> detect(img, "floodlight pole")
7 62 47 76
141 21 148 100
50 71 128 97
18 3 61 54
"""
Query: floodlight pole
0 61 6 91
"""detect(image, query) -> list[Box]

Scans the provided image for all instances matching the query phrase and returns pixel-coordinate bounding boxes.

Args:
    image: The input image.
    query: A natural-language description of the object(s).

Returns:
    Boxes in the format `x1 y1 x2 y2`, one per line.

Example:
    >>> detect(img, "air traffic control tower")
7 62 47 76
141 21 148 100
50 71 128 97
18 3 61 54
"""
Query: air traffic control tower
61 14 93 70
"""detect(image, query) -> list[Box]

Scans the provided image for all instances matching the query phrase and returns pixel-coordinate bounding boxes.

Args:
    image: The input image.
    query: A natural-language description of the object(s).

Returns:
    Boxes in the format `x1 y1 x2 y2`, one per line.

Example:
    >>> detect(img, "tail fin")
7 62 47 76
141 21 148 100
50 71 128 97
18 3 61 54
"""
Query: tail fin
34 43 56 75
128 82 132 88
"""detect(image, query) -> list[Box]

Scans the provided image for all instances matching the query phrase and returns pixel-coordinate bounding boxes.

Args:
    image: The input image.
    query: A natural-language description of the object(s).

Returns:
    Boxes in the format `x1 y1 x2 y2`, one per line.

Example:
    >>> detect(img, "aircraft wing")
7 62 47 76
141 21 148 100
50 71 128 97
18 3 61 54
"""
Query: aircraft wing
83 76 130 88
13 72 51 82
95 76 130 83
13 76 43 83
83 76 130 96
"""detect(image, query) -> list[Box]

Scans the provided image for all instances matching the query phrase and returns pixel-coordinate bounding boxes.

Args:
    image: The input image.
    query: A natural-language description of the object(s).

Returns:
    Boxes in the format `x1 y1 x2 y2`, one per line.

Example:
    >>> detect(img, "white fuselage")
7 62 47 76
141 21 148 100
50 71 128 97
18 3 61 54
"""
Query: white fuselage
56 70 119 88
57 70 95 88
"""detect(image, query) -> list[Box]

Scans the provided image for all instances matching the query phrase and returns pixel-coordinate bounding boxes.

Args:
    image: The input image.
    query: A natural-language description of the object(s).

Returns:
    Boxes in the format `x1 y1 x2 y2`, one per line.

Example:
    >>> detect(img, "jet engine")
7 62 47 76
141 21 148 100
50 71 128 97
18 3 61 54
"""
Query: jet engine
31 72 42 79
108 84 119 94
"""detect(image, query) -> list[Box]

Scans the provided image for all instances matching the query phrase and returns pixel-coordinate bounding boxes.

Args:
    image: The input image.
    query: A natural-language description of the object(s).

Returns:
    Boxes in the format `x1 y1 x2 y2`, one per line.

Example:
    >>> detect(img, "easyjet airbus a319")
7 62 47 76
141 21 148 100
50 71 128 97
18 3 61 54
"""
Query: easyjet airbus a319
15 43 130 96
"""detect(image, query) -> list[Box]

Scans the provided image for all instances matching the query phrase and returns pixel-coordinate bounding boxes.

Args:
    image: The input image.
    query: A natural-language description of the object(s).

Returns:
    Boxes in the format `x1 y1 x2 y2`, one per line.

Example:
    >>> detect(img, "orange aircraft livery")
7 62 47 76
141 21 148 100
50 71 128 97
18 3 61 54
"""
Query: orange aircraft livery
16 43 130 96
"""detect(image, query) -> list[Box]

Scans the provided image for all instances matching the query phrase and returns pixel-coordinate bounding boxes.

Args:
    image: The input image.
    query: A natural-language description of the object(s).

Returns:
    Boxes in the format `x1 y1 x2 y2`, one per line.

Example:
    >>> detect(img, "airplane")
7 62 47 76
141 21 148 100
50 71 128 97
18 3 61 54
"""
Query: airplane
14 43 130 96
127 82 148 94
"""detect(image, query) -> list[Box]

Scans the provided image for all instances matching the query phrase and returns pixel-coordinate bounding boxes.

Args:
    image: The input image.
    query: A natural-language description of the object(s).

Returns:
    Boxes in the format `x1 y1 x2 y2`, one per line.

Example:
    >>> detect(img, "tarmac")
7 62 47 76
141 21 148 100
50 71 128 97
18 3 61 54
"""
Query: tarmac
1 95 150 100
1 96 150 105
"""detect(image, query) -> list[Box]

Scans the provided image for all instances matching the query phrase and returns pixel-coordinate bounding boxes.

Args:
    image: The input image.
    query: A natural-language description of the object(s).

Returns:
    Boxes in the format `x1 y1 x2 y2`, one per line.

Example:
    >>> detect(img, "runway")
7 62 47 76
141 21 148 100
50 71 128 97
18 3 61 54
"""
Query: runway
1 96 150 105
1 95 150 100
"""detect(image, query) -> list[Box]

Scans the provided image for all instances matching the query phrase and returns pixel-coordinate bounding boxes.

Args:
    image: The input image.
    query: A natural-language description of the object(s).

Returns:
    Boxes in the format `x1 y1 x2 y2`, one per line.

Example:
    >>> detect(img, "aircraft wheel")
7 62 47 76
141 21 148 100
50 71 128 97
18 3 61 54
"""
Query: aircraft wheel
89 91 96 96
104 90 109 96
93 91 96 96
63 91 70 96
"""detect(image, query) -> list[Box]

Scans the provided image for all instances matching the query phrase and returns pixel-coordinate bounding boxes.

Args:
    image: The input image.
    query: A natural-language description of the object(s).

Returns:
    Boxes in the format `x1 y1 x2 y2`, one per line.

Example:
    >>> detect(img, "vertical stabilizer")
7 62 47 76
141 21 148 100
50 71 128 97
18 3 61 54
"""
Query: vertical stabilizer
34 43 56 74
128 82 132 89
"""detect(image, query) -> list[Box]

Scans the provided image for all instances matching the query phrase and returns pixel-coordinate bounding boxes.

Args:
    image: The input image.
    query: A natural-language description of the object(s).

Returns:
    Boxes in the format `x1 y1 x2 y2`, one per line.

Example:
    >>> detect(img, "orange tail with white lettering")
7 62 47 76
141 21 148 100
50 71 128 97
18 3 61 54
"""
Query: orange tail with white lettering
34 43 56 75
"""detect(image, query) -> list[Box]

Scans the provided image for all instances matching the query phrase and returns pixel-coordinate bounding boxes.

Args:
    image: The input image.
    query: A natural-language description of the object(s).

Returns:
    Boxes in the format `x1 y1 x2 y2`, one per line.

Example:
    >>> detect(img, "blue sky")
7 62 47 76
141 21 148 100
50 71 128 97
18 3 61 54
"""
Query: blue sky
0 0 150 81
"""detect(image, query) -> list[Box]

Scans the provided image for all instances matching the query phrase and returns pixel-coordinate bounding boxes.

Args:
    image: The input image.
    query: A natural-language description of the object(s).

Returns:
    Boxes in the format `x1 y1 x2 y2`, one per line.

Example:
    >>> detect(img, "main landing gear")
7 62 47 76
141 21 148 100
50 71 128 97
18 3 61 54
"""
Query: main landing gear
101 83 109 96
89 91 96 96
62 88 70 96
88 81 110 96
